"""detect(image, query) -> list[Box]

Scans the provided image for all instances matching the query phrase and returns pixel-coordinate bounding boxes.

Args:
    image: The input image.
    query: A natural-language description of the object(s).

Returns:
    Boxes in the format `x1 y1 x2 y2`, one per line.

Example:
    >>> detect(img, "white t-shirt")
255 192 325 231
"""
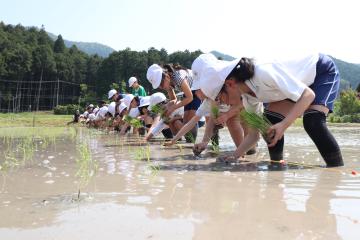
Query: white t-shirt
195 99 212 117
82 111 89 118
129 108 140 118
150 107 184 136
243 53 319 112
95 106 108 121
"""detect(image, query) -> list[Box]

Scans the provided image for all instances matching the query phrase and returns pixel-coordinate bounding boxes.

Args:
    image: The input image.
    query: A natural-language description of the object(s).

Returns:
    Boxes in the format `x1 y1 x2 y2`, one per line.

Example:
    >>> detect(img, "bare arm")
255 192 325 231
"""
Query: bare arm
165 115 201 145
267 87 315 147
232 128 260 158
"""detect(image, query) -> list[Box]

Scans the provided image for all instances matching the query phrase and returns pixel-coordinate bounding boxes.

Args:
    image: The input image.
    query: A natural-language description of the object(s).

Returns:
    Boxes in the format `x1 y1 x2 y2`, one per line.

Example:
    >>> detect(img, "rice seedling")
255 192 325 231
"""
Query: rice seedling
239 110 274 143
211 105 220 118
75 142 98 200
210 138 220 155
123 115 143 129
150 104 170 124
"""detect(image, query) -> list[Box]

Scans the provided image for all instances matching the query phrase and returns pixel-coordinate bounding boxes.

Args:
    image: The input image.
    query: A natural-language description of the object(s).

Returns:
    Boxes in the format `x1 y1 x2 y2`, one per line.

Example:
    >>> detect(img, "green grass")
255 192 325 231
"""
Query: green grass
0 111 72 127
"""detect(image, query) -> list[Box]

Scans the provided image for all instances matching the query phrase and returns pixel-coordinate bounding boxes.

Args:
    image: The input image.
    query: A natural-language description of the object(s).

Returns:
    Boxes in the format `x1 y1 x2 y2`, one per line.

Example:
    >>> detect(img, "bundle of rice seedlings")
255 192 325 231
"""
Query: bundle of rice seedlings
130 118 143 128
240 110 274 143
123 115 133 124
211 105 224 131
123 115 142 128
150 104 170 124
211 105 220 118
150 104 165 115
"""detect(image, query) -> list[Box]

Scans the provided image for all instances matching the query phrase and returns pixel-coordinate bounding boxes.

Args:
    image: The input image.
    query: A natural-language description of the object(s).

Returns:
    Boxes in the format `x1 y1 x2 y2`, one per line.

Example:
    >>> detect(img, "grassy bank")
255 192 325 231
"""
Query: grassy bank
0 111 72 127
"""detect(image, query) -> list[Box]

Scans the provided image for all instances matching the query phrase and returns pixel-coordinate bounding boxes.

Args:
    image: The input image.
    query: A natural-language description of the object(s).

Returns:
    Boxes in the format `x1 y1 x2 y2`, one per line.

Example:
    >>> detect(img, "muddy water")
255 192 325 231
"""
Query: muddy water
0 126 359 240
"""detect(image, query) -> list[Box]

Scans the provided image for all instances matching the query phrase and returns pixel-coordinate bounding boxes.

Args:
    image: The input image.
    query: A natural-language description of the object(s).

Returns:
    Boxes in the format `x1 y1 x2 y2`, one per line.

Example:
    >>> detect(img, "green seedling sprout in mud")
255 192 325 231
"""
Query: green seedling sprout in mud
75 142 98 200
240 110 274 143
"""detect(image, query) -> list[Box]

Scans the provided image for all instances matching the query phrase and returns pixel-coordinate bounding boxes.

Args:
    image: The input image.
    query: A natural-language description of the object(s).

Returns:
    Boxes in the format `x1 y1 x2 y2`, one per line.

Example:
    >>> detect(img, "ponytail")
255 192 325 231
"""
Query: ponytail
226 57 255 82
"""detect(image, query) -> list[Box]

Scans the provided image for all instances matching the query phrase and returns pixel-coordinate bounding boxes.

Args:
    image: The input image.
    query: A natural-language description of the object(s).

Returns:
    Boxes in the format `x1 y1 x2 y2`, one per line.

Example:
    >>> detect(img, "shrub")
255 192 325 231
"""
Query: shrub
54 104 83 115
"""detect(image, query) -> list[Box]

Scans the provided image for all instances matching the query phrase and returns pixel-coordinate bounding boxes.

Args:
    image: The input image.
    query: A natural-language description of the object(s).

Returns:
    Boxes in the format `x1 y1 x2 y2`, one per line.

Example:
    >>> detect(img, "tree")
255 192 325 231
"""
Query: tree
356 83 360 93
54 35 65 53
337 89 360 115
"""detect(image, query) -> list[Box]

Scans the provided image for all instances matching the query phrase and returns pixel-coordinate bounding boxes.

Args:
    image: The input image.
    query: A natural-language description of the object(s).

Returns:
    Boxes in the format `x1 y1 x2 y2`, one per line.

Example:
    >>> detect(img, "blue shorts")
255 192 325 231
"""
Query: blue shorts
184 90 201 111
310 54 340 112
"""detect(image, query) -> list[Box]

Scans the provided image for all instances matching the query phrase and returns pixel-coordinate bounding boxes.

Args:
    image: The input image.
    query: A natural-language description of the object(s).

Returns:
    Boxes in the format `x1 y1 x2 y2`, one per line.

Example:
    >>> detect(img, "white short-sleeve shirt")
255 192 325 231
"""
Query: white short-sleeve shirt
95 106 108 121
195 99 212 117
243 53 319 112
150 107 184 136
129 108 140 118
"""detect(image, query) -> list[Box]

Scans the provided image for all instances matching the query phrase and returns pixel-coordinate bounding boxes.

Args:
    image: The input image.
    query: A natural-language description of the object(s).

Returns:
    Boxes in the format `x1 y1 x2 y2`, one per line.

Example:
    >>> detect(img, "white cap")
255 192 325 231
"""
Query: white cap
138 96 151 108
146 64 163 89
148 92 166 110
108 89 117 100
199 58 240 100
108 102 116 117
88 104 94 108
117 102 127 114
123 94 135 110
191 53 218 91
128 77 137 87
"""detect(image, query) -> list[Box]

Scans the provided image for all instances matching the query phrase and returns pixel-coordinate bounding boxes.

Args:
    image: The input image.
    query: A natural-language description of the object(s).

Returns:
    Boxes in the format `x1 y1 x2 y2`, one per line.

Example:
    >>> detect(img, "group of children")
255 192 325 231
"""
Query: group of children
78 52 344 168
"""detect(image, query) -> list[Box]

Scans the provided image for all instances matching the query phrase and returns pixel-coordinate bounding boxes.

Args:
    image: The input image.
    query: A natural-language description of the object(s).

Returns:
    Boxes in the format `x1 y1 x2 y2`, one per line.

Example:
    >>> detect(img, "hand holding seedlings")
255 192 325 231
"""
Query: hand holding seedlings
267 121 286 147
239 110 273 144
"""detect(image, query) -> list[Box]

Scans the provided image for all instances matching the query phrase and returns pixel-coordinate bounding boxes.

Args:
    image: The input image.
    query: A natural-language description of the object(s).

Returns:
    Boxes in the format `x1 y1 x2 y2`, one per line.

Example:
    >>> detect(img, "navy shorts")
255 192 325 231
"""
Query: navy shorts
184 90 201 111
310 54 340 112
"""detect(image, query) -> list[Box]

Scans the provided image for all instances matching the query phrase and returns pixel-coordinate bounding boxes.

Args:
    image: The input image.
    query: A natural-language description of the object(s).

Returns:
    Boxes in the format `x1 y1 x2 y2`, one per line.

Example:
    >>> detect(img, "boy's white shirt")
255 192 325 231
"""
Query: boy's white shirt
243 53 319 113
95 106 108 121
150 107 184 136
129 108 140 118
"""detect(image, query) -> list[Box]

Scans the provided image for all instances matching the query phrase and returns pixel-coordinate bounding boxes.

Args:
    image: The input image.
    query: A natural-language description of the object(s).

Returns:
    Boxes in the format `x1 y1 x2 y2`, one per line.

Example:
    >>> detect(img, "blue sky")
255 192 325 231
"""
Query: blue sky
1 0 359 63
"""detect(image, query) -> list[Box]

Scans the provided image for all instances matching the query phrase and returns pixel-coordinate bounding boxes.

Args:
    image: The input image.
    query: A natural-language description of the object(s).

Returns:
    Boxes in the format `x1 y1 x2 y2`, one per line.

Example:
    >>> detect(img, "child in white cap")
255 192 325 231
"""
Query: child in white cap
128 76 147 97
215 53 343 167
144 92 184 141
146 62 201 142
163 54 245 156
119 94 142 135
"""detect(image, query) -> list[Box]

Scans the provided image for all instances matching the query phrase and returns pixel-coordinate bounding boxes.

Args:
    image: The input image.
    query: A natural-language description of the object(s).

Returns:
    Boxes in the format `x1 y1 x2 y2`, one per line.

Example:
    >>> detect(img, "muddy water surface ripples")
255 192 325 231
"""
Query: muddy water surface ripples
0 125 359 240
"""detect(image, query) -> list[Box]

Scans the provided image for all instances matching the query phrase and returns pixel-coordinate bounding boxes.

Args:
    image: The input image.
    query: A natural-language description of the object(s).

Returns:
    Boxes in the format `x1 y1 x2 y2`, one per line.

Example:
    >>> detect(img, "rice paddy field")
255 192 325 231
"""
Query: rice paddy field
0 113 360 240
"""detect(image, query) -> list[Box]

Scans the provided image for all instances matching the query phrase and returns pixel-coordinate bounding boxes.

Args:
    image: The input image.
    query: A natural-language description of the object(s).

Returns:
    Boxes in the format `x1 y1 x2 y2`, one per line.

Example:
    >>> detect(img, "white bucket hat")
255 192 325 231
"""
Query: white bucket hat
123 94 135 110
138 96 151 108
191 53 218 91
128 77 137 87
107 102 116 117
199 58 240 100
191 53 218 82
117 102 127 115
148 92 167 110
146 64 163 89
108 89 117 100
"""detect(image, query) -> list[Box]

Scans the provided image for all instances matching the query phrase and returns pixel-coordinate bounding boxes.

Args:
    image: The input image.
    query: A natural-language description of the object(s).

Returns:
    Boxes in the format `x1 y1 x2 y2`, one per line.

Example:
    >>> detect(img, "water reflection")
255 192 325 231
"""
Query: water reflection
0 126 359 239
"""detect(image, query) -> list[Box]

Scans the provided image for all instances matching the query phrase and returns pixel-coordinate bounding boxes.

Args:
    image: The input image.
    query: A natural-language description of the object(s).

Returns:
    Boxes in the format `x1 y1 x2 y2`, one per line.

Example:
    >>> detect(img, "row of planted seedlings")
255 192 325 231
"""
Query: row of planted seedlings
0 127 74 173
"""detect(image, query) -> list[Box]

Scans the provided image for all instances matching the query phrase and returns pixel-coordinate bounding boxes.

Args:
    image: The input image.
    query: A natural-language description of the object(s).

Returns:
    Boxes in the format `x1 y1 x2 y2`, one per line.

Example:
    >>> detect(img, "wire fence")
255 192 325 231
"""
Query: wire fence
0 79 82 113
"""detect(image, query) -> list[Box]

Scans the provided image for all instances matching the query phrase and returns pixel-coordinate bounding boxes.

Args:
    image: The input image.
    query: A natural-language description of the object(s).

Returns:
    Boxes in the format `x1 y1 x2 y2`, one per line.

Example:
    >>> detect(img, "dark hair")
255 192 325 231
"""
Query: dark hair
163 63 187 74
134 96 140 106
226 57 255 82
